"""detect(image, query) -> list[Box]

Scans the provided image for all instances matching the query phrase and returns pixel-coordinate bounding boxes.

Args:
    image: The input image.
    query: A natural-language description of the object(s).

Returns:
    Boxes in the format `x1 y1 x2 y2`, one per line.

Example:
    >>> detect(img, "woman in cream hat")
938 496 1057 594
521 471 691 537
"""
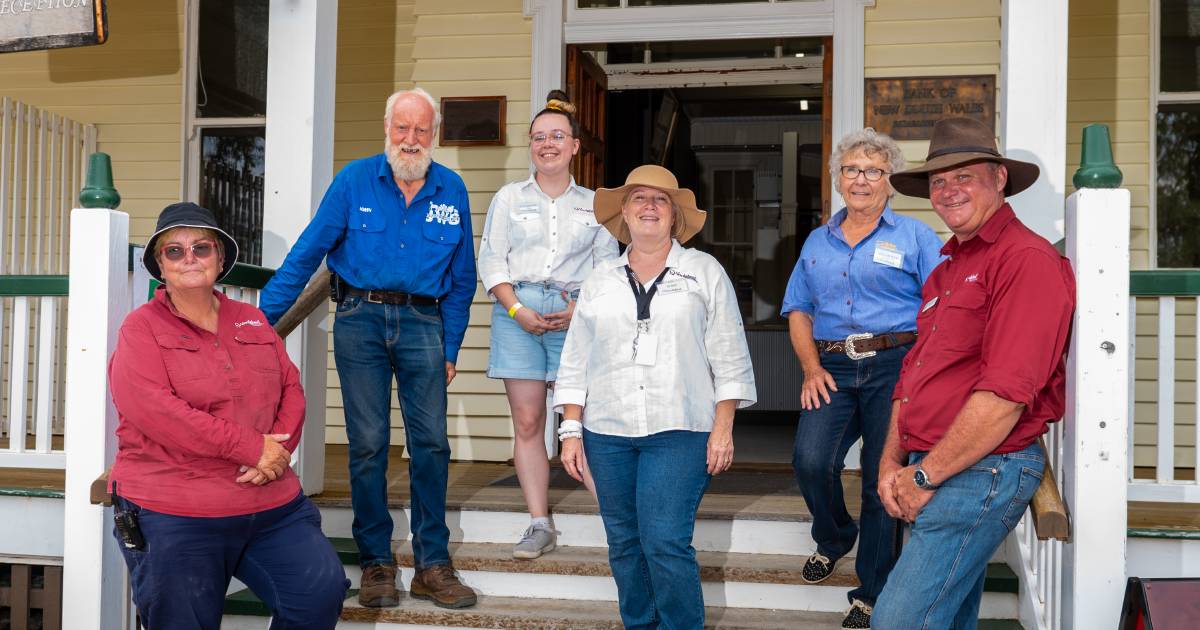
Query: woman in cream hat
553 165 757 629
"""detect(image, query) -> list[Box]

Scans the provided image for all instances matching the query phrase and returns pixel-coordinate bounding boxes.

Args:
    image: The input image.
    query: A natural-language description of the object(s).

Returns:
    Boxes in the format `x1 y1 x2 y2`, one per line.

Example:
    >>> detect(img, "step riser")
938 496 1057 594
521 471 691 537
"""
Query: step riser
336 561 1017 617
319 507 818 556
1127 536 1200 579
223 619 487 630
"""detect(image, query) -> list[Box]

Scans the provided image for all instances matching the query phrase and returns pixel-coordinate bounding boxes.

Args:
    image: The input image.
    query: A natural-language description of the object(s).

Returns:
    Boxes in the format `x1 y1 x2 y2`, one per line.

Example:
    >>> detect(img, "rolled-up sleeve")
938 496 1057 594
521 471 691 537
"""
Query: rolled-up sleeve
108 321 263 467
478 187 513 295
704 264 757 408
552 280 595 413
973 249 1074 407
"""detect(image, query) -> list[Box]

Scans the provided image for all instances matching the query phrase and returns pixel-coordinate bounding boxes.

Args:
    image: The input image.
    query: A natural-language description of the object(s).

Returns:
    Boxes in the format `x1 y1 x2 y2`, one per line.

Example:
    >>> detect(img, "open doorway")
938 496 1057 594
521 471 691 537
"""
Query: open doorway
568 40 831 463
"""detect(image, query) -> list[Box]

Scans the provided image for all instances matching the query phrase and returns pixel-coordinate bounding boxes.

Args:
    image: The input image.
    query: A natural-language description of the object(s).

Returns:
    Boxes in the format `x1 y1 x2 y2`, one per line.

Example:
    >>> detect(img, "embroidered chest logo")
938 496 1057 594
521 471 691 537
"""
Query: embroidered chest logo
234 319 265 328
668 269 698 283
574 206 593 214
964 273 980 283
426 202 460 225
359 206 373 213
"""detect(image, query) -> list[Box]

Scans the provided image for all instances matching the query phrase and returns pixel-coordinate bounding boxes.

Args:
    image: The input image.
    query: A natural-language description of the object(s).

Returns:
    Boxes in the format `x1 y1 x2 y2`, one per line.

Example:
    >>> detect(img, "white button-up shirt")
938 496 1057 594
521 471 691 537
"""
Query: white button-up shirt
478 175 619 295
553 240 757 437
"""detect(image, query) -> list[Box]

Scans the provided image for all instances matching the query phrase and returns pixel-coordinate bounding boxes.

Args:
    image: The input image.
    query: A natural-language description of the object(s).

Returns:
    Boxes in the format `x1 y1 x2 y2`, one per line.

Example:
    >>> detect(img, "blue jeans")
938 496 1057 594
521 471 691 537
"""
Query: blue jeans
113 492 348 630
872 443 1045 630
334 296 451 569
584 428 712 630
792 344 908 605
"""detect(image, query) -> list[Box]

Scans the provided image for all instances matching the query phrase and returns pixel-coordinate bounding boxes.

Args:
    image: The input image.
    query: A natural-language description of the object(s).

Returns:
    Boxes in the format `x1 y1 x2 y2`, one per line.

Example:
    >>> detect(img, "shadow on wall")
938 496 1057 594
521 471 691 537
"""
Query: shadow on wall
48 0 182 82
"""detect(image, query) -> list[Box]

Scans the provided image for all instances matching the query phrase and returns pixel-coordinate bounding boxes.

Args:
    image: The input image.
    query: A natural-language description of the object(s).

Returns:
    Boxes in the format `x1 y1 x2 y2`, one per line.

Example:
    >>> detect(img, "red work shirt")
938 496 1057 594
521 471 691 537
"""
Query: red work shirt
893 204 1075 454
108 287 305 517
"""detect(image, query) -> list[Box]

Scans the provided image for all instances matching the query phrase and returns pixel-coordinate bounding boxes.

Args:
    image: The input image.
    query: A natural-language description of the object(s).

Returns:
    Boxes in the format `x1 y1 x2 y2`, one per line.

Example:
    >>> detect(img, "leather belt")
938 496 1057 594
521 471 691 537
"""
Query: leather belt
816 332 917 360
342 286 438 306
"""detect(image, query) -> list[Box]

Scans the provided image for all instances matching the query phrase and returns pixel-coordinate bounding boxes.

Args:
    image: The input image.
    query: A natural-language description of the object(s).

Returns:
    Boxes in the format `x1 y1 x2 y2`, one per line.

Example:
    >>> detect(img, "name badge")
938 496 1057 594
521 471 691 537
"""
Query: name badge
514 202 539 221
635 333 658 366
922 296 939 313
873 243 904 268
657 280 687 295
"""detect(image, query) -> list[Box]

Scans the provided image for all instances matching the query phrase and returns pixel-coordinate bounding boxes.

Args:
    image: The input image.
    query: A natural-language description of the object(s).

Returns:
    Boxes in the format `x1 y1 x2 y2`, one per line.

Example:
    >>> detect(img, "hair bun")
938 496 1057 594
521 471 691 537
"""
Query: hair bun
546 99 576 115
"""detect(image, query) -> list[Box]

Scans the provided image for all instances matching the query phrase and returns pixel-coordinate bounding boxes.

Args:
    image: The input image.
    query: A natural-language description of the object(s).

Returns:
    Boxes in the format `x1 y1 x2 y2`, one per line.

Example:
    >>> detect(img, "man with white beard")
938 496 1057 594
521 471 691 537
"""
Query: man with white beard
259 88 477 610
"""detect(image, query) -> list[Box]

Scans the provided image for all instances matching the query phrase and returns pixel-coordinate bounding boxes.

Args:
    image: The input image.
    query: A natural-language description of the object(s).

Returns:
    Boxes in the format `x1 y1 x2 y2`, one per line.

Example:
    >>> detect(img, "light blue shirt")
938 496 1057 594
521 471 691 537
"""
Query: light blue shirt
780 205 944 340
258 155 476 363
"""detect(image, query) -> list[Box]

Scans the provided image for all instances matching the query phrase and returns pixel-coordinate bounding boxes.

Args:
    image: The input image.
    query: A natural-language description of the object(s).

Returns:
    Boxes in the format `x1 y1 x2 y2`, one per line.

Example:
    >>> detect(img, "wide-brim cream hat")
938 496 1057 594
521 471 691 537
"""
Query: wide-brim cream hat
594 165 706 244
889 117 1040 199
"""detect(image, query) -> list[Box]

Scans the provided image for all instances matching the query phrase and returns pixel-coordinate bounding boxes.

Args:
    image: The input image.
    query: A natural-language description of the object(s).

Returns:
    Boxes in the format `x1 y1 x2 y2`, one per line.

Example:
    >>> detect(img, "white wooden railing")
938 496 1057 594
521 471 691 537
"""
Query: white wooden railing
0 98 96 469
1007 187 1132 630
1128 274 1200 502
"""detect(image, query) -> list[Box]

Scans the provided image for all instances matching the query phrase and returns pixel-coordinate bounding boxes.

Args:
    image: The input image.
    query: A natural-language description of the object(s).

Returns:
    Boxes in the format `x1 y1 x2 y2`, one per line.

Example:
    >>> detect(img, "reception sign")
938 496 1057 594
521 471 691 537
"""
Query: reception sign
865 75 995 141
0 0 107 53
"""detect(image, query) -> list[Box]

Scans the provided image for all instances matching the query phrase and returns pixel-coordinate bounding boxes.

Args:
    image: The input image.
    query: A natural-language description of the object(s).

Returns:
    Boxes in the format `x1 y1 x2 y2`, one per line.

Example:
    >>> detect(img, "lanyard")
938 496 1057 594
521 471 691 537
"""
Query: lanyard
624 265 670 322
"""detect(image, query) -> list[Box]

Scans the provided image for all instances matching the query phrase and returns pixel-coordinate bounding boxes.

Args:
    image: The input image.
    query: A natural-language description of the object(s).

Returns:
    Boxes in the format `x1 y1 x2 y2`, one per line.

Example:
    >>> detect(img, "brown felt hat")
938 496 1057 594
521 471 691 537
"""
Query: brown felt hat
889 117 1040 199
594 165 707 244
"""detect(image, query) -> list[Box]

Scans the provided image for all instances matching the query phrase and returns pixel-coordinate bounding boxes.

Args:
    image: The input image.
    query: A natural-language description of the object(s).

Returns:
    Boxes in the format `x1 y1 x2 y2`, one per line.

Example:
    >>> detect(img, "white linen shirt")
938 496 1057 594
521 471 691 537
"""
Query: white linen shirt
553 240 757 437
478 174 619 295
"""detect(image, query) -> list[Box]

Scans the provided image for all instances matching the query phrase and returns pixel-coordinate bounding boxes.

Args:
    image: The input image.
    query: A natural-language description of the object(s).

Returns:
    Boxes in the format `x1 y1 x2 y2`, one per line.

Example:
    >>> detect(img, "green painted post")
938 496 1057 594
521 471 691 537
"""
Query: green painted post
1072 124 1123 189
78 152 121 209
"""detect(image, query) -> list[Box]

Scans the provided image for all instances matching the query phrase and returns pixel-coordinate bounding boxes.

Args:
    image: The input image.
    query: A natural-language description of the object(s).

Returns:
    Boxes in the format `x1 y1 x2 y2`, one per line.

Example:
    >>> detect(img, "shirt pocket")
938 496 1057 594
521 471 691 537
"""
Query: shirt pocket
154 333 209 383
509 207 542 243
936 282 988 353
569 211 601 249
234 327 282 373
349 207 386 233
423 219 463 247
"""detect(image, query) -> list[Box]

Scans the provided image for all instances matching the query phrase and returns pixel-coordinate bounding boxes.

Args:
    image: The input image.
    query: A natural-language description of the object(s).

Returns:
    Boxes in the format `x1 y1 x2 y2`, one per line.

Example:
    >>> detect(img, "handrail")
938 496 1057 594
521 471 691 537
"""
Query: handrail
1130 269 1200 296
0 275 69 296
1031 436 1070 541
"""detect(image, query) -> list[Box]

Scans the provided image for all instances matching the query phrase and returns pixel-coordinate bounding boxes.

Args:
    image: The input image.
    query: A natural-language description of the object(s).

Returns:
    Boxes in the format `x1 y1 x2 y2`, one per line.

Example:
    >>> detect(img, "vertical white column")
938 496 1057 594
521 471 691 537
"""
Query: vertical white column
61 208 130 630
524 0 565 112
263 0 339 494
830 0 874 213
1062 188 1131 630
1001 0 1069 242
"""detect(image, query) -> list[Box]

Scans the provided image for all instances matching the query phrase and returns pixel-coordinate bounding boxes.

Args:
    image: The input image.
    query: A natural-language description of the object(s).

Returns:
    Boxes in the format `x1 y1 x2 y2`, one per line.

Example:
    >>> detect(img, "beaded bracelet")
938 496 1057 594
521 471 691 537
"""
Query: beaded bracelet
557 431 582 442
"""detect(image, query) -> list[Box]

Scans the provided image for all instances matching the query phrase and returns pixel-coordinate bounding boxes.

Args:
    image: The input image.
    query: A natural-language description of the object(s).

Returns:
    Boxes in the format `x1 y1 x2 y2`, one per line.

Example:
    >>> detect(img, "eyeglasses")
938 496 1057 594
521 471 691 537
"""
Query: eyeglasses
840 166 889 182
160 241 217 262
530 130 572 146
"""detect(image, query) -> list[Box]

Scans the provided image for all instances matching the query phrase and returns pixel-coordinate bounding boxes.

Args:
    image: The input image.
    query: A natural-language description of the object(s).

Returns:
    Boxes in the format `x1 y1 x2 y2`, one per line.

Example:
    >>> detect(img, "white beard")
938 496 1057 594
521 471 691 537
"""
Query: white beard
386 139 433 182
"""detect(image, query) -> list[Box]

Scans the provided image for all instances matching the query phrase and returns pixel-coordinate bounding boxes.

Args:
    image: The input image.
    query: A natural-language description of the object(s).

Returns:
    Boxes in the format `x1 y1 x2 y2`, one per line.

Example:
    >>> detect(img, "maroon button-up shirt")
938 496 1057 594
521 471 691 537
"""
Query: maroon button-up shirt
893 204 1075 454
108 287 305 517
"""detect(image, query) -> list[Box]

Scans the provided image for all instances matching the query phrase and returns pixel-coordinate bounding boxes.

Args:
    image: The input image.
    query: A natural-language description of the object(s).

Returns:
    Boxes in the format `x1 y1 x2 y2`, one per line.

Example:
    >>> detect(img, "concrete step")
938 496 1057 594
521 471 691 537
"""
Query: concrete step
227 538 1019 619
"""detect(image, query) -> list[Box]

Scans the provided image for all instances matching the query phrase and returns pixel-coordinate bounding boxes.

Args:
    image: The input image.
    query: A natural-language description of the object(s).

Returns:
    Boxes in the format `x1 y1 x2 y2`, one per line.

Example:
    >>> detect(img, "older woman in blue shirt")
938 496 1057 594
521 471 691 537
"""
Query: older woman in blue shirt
782 128 943 630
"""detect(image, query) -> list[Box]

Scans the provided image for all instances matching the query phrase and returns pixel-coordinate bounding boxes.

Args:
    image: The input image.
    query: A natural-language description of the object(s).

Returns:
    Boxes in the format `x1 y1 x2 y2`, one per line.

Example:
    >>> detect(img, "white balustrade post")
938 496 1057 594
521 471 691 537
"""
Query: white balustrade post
1062 188 1131 629
62 208 130 630
263 0 338 494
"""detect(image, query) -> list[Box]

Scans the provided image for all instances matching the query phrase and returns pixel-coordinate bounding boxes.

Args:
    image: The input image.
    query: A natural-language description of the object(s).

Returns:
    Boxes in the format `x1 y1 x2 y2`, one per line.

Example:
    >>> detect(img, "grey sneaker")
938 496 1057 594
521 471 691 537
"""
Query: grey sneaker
513 523 558 559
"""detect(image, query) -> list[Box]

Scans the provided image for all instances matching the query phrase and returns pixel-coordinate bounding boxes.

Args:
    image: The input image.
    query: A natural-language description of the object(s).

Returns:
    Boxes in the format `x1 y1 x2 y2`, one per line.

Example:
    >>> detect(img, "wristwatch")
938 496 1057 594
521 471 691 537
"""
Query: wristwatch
913 465 939 490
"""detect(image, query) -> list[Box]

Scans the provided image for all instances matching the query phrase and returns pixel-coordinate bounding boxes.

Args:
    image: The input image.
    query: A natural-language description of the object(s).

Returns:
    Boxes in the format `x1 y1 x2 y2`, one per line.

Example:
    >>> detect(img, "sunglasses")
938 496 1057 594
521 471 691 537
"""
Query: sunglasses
160 241 217 262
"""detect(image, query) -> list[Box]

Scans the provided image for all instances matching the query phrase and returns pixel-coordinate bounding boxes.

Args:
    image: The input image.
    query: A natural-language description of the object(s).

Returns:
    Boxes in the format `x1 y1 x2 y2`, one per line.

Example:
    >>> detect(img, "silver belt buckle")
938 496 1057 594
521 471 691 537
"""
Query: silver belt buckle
366 291 384 304
844 332 876 360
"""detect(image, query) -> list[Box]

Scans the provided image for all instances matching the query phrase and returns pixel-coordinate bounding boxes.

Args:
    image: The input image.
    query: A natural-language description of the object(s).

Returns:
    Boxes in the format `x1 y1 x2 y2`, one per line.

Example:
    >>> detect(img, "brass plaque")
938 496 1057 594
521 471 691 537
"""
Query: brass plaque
865 75 995 141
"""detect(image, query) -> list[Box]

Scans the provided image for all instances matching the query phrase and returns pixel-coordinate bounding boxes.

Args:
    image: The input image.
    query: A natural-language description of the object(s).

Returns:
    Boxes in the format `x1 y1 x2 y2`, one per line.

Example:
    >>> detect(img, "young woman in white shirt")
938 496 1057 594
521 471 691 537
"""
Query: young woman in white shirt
554 165 756 629
477 91 619 559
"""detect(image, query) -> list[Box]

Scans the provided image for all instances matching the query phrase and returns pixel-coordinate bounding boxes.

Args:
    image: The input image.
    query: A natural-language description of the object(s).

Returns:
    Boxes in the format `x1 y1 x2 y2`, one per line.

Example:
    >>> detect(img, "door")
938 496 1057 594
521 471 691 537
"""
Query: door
567 46 607 189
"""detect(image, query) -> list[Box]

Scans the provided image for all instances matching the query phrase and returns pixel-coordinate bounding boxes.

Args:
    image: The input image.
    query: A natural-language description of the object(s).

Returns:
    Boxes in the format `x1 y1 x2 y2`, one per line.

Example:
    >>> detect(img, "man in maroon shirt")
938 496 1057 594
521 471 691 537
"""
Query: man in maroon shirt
869 118 1075 630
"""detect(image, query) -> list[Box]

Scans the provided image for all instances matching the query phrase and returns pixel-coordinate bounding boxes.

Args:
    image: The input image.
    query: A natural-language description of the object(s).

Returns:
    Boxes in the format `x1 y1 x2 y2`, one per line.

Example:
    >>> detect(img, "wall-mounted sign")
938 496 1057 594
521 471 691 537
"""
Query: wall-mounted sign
865 75 995 141
0 0 107 53
439 96 506 147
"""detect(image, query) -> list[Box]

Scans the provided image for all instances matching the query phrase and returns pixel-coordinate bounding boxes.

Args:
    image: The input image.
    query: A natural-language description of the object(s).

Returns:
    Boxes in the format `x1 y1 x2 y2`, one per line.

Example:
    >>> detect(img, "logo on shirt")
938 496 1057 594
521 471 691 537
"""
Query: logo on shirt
359 206 373 213
965 273 980 283
574 206 593 214
668 269 698 283
234 319 265 328
426 202 461 225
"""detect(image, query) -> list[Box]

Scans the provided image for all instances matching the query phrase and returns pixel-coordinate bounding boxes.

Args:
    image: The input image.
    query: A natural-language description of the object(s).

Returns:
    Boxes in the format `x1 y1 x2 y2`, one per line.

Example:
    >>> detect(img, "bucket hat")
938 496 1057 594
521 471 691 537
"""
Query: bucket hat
593 165 706 244
889 117 1040 199
143 202 239 282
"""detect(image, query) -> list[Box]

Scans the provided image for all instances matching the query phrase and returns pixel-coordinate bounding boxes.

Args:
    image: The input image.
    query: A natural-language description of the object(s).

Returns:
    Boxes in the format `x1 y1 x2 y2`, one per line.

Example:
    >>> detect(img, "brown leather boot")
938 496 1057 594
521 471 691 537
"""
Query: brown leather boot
409 564 478 609
357 563 401 608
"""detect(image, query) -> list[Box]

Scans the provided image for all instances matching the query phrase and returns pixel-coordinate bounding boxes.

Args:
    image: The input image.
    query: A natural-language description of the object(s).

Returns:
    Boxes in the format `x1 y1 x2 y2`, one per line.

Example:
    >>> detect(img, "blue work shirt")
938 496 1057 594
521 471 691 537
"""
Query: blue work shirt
780 205 944 340
258 155 477 363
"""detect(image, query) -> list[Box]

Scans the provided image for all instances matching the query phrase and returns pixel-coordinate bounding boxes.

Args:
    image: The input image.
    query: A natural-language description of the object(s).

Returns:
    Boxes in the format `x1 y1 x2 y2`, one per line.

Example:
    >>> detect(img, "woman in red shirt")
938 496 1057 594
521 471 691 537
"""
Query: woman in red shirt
107 202 347 629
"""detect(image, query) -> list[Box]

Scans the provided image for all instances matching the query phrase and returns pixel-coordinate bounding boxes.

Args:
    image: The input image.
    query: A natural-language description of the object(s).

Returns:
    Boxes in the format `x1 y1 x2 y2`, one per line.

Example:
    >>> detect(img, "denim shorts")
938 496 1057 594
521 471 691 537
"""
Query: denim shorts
487 282 579 381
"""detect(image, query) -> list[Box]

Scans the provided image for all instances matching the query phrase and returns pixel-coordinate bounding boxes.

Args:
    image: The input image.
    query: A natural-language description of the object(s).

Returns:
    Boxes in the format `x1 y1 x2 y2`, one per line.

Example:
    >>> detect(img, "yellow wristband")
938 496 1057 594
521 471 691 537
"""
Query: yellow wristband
507 302 524 318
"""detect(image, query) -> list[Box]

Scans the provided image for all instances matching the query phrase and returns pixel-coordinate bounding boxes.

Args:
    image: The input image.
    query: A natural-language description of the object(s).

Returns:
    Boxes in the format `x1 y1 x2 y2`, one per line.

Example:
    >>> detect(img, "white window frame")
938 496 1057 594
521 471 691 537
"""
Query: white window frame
1150 0 1200 268
178 0 268 203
